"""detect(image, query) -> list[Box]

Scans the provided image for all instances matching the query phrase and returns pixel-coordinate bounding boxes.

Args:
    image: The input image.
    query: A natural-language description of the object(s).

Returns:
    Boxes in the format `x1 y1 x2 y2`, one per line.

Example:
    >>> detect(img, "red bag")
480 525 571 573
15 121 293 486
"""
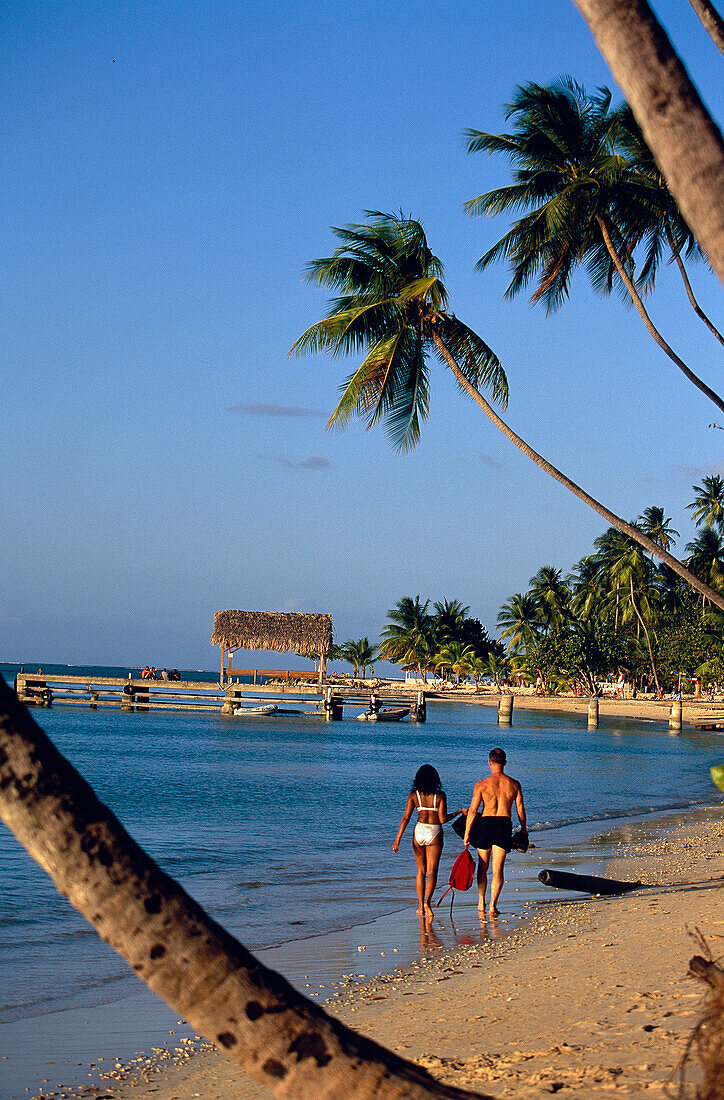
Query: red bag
436 849 475 914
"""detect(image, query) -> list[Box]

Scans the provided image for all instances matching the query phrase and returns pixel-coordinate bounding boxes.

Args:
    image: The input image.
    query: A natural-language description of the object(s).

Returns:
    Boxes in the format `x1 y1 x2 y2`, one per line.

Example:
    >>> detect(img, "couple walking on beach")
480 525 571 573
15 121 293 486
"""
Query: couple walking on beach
392 748 526 919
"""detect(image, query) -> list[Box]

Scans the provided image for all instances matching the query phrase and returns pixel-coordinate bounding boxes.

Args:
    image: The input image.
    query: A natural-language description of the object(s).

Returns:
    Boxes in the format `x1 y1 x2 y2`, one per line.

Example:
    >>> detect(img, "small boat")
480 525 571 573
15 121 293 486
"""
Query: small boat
233 703 278 717
357 707 410 722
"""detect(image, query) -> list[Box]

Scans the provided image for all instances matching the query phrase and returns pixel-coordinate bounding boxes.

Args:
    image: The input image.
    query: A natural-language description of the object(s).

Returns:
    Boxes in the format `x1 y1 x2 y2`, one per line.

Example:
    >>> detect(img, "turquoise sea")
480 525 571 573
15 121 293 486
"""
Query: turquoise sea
1 662 723 1098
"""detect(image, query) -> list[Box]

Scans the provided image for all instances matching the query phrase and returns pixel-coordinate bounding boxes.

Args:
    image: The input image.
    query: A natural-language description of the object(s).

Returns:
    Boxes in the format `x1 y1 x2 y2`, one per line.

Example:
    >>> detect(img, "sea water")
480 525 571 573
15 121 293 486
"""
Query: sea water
1 664 723 1097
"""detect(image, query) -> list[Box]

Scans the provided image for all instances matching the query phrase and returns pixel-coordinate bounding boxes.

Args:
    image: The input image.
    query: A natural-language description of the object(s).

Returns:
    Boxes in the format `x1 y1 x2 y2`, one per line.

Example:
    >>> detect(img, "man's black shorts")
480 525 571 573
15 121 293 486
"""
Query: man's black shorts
453 814 512 851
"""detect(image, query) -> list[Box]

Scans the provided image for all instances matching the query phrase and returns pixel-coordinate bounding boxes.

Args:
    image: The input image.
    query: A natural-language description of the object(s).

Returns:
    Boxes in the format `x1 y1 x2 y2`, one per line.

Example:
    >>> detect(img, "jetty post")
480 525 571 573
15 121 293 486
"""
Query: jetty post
588 697 599 729
121 683 135 712
669 699 683 731
410 691 427 722
323 688 343 720
498 694 513 725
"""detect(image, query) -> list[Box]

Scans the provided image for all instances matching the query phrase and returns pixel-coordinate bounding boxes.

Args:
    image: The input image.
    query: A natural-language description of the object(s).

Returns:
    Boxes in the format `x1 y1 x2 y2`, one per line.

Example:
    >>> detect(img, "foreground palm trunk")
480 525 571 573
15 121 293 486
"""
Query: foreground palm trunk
571 0 724 286
430 329 724 613
0 676 487 1100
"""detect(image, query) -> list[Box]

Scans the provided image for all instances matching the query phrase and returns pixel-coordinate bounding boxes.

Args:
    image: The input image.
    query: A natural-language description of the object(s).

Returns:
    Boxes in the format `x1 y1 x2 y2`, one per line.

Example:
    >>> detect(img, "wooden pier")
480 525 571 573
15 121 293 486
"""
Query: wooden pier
14 673 427 721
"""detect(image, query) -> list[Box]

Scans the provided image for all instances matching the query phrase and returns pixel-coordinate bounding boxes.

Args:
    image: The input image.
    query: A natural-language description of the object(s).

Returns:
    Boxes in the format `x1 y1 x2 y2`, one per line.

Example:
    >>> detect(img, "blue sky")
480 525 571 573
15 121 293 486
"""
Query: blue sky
1 0 722 670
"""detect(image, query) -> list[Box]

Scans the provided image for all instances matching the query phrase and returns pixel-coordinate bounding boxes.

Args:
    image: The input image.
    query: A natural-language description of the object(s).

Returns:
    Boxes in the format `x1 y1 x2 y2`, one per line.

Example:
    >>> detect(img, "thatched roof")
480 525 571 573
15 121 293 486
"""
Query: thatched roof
211 611 333 658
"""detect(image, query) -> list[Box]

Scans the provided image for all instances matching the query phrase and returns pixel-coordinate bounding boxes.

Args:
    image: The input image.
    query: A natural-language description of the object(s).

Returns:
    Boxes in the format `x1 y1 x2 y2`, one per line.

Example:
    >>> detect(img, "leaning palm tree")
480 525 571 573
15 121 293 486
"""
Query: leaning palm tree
289 211 724 612
688 475 724 532
464 78 724 415
613 104 724 347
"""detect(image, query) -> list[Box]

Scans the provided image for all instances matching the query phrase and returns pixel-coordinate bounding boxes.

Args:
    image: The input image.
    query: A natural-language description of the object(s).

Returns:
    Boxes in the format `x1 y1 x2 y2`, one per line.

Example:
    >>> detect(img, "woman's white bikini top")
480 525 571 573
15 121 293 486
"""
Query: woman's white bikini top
415 793 438 814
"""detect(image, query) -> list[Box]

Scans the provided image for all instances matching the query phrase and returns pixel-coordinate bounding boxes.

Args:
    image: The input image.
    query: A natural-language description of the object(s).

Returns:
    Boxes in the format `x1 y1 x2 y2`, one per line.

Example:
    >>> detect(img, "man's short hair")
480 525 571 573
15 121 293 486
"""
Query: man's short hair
489 747 507 765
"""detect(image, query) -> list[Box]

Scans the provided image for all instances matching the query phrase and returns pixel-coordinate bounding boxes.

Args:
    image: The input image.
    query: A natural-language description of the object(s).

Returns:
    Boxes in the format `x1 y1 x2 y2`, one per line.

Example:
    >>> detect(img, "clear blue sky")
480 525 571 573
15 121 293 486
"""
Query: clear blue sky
1 0 722 669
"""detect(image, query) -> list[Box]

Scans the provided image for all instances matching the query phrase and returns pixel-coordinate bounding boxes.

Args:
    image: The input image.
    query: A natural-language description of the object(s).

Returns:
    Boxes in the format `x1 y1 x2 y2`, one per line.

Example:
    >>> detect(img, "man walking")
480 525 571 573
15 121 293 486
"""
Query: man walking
463 747 526 915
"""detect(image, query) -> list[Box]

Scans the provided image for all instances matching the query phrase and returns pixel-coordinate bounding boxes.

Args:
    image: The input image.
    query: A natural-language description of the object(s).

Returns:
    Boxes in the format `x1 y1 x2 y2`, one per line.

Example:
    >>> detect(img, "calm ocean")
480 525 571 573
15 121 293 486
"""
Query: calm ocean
1 663 723 1097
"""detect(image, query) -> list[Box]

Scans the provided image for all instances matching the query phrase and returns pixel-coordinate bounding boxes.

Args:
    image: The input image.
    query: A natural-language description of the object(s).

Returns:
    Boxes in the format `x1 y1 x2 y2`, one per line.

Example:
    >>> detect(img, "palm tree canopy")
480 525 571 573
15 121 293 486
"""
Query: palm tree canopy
688 475 724 532
637 505 680 551
289 212 508 452
464 77 660 311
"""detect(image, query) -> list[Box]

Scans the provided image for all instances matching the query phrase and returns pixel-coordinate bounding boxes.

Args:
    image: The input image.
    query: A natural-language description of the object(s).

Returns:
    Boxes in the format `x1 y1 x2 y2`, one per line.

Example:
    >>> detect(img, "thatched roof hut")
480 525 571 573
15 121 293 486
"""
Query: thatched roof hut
211 611 333 659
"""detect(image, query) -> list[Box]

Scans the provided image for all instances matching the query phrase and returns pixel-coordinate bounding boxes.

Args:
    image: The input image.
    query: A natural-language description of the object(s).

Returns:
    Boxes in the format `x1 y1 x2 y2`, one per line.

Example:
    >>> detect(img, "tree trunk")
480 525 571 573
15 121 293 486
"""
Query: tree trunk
0 676 488 1100
595 215 724 413
687 0 724 56
430 328 724 612
628 575 660 691
571 0 724 287
665 223 724 348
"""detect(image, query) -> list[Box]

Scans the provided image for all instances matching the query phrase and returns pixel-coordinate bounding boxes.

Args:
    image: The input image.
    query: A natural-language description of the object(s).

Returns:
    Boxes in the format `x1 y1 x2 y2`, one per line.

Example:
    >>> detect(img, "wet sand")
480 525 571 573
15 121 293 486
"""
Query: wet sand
56 804 724 1100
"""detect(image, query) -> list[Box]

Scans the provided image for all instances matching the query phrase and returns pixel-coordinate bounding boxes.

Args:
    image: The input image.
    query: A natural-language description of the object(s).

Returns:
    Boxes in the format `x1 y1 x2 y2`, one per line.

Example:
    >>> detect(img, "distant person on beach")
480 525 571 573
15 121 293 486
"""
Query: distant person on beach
392 764 464 920
463 748 526 916
160 668 170 680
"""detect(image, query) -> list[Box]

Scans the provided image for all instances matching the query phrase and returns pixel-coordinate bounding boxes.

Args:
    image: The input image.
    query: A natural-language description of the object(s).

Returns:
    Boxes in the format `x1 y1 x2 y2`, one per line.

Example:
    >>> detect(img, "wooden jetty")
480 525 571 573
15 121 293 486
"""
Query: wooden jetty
14 673 427 721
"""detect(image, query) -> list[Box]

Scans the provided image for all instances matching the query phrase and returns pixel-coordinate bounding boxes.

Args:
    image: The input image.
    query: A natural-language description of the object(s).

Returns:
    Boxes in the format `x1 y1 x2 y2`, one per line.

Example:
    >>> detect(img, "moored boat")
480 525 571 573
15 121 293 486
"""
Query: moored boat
233 703 278 716
356 707 410 722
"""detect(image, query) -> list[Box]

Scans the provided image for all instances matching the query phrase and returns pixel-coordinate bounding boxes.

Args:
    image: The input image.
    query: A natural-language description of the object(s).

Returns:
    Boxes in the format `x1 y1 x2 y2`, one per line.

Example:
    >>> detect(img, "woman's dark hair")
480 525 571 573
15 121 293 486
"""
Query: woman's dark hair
413 764 442 794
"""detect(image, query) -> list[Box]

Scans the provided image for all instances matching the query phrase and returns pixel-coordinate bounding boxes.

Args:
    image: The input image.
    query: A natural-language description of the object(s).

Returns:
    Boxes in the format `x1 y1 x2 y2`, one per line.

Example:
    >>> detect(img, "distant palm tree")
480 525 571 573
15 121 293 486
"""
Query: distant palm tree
497 592 539 652
378 596 432 664
686 528 724 602
482 652 512 691
688 475 724 532
431 599 470 644
605 538 660 689
638 506 680 552
290 211 724 612
464 78 724 415
434 641 476 683
342 637 378 679
568 555 606 620
529 565 571 634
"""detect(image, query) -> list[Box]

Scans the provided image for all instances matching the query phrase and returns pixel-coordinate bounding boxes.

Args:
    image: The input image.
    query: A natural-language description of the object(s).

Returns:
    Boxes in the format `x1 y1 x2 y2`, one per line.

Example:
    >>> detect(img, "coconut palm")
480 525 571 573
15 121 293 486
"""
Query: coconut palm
688 475 724 532
638 506 680 552
482 652 512 691
612 105 724 347
431 599 470 643
568 555 606 620
378 595 432 664
529 565 571 634
342 637 378 679
464 78 724 415
605 537 660 689
497 592 540 652
290 211 724 612
434 641 476 684
686 528 724 598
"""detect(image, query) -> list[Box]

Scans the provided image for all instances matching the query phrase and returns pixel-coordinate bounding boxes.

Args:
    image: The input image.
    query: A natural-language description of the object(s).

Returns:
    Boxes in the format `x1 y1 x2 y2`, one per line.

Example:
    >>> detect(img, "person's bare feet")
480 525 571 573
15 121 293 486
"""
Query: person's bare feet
424 903 434 921
477 899 486 911
489 905 500 917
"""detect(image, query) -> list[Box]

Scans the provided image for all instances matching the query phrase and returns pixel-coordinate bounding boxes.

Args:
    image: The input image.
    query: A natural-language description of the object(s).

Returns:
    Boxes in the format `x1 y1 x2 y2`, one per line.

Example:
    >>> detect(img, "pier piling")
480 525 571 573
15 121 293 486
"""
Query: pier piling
669 699 683 731
588 697 599 729
498 694 513 725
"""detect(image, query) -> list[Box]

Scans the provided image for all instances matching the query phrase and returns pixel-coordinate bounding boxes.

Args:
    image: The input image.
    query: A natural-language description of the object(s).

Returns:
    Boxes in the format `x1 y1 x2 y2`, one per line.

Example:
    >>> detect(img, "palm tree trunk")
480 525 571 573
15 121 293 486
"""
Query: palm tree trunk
628 576 660 691
665 223 724 348
572 0 724 286
0 676 486 1100
430 328 724 612
595 215 724 414
686 0 724 56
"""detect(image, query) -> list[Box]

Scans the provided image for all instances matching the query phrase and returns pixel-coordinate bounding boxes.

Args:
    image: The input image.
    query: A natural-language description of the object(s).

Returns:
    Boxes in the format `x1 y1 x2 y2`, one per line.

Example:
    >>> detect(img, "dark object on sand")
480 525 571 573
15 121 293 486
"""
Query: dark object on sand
538 868 643 894
451 816 533 852
437 849 475 915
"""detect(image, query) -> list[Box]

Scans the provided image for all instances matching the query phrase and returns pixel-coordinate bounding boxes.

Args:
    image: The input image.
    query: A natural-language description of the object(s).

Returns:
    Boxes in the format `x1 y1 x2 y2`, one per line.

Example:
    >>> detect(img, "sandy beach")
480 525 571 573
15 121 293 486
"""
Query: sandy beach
61 802 724 1100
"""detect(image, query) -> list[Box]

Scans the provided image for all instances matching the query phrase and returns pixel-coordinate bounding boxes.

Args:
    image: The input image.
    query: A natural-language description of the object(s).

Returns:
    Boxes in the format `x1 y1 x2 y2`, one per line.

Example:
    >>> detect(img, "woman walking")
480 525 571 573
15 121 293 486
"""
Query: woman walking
392 765 462 919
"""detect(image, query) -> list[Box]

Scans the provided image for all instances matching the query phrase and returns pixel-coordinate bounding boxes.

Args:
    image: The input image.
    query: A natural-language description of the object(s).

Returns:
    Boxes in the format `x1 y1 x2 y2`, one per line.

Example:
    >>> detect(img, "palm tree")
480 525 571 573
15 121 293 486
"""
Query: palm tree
482 652 512 691
688 475 724 532
463 78 724 416
378 595 433 666
568 555 606 620
290 211 724 612
342 637 378 679
431 598 470 643
529 565 570 634
686 528 724 600
605 536 660 690
613 105 724 347
497 592 540 652
638 505 680 551
434 641 476 683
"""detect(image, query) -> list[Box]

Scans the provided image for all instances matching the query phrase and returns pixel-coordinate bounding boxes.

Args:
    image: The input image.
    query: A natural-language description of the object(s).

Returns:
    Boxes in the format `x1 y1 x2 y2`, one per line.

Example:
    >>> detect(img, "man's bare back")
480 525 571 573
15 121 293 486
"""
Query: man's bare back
475 772 521 817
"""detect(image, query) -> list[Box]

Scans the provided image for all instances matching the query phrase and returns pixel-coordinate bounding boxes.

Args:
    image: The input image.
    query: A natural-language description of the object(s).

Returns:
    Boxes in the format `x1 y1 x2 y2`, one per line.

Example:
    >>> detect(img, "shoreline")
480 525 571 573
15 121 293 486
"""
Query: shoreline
47 800 724 1100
